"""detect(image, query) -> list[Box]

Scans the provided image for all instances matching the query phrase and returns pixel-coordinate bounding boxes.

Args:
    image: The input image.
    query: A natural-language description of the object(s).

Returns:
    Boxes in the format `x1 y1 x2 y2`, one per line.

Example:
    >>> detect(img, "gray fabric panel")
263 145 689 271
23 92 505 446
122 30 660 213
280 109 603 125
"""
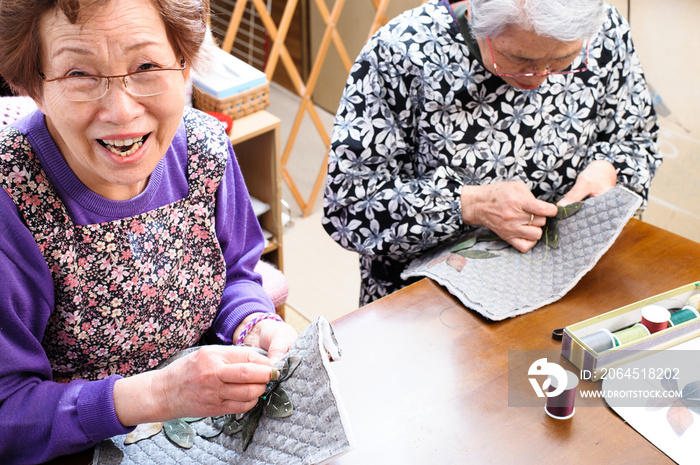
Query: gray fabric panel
402 186 642 320
94 317 351 465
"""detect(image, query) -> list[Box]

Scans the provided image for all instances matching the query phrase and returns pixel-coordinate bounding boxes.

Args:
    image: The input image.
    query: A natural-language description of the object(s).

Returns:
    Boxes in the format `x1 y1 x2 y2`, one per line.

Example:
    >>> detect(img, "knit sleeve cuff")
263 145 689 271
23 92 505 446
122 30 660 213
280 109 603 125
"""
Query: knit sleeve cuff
77 375 134 441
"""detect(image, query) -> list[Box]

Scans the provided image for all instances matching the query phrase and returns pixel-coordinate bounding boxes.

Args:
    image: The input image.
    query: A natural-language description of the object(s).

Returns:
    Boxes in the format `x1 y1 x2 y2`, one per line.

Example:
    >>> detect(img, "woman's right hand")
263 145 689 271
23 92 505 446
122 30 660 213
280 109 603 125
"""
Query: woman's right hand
113 346 276 427
460 181 558 253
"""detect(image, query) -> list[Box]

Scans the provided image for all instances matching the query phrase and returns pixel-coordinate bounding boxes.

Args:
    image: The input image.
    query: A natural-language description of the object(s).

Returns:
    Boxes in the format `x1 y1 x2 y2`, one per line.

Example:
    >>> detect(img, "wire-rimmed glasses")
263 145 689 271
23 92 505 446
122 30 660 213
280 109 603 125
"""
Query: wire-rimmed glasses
487 37 589 78
40 60 187 102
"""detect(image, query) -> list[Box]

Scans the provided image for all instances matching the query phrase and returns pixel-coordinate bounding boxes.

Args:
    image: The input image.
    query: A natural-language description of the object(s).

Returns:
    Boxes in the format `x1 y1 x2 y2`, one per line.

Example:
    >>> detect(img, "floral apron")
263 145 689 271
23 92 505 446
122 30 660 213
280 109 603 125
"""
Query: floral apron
0 110 228 381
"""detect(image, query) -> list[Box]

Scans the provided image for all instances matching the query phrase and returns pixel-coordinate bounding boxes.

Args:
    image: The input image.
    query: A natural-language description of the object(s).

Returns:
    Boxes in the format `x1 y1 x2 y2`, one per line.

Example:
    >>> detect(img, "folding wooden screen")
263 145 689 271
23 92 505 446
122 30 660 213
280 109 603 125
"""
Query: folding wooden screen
220 0 425 216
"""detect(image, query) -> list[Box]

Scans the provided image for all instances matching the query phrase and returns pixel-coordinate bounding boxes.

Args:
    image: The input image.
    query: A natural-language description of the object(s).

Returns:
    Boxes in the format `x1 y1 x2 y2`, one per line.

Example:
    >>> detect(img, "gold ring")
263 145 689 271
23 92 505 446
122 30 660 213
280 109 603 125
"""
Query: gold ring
527 213 534 226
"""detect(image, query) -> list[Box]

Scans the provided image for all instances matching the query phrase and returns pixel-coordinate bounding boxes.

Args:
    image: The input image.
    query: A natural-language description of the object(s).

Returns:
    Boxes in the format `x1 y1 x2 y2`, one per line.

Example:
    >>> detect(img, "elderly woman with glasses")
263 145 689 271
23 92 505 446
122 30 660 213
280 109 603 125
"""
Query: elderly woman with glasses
323 0 661 305
0 0 297 462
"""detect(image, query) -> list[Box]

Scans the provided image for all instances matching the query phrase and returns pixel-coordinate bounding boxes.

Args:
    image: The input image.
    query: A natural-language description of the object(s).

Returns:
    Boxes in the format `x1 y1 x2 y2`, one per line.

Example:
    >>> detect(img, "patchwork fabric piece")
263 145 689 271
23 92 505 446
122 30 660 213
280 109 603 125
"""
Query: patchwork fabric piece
402 186 642 320
94 317 352 465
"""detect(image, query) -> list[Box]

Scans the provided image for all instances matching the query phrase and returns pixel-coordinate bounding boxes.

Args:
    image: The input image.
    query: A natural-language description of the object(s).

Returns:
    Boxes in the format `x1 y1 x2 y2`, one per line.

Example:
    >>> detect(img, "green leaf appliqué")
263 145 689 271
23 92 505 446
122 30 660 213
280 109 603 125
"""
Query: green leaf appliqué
456 249 500 259
163 419 196 449
542 202 583 249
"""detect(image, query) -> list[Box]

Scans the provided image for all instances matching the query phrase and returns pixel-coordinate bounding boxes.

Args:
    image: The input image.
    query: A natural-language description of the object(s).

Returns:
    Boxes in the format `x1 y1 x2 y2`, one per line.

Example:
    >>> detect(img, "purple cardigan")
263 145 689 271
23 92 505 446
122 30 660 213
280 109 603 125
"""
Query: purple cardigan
0 109 275 463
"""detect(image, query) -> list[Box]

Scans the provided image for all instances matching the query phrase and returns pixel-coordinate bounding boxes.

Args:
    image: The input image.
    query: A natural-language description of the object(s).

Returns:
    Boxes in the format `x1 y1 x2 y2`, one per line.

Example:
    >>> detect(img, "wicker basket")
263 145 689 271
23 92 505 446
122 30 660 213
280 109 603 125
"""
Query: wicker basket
192 82 270 121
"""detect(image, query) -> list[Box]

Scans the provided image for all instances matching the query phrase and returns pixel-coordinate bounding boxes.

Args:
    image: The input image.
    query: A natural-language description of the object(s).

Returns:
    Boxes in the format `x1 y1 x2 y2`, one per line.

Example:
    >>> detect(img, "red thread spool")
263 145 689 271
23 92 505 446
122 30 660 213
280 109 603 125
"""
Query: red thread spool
545 370 578 420
640 305 670 334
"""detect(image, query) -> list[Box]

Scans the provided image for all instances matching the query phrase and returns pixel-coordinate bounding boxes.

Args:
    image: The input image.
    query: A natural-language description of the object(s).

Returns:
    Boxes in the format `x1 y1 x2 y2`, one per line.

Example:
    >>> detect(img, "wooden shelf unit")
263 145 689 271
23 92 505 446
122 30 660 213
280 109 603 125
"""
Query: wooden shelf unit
229 110 284 272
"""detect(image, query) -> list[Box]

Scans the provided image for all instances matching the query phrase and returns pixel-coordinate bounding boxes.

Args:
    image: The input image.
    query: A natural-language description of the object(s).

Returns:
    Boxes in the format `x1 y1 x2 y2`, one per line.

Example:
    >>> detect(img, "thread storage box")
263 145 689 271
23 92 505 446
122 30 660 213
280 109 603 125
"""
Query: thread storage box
561 282 700 381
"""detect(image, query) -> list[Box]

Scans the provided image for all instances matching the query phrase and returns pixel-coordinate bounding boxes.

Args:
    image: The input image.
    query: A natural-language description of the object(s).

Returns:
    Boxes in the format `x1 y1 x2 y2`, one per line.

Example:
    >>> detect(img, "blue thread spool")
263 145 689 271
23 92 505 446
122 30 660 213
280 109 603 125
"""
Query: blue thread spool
612 323 649 346
580 329 617 353
670 306 699 326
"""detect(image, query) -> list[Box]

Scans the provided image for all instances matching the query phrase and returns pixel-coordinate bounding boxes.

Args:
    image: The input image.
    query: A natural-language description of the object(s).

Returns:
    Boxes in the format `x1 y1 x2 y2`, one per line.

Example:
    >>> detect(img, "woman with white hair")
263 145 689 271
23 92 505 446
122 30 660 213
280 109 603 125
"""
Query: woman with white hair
323 0 660 304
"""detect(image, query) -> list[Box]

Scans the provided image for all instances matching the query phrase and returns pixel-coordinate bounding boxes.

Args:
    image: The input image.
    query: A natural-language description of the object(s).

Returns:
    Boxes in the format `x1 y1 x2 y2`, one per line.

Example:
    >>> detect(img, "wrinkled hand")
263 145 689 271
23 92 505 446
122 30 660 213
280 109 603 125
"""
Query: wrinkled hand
557 160 617 206
244 318 298 363
460 181 558 253
156 345 276 419
114 346 276 426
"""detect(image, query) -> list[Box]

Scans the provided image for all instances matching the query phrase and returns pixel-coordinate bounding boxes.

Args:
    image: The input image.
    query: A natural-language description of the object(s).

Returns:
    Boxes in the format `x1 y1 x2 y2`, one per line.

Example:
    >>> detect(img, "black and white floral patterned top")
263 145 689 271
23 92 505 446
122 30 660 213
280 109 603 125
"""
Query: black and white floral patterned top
322 0 660 305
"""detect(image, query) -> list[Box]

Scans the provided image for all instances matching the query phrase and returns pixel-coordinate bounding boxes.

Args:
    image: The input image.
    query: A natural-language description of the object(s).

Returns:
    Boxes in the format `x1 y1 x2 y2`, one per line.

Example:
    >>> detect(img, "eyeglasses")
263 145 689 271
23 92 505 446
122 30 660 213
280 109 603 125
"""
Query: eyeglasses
39 60 187 102
487 37 589 78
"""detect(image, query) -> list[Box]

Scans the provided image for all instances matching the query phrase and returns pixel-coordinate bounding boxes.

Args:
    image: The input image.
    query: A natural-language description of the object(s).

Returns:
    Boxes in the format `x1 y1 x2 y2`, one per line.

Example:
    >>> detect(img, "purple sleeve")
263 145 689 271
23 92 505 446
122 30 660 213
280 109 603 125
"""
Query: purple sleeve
204 143 276 345
0 191 132 464
0 111 273 462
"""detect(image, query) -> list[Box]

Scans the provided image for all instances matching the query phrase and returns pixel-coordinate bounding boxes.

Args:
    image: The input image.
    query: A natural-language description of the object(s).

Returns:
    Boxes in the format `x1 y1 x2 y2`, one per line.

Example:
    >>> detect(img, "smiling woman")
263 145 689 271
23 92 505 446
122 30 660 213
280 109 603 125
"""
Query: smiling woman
36 0 189 200
0 0 298 463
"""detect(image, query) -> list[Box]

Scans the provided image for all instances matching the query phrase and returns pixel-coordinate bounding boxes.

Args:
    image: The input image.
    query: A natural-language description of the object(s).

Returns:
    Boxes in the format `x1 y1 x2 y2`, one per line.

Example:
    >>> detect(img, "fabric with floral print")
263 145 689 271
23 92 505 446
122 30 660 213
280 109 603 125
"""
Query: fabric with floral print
322 1 661 305
0 109 228 381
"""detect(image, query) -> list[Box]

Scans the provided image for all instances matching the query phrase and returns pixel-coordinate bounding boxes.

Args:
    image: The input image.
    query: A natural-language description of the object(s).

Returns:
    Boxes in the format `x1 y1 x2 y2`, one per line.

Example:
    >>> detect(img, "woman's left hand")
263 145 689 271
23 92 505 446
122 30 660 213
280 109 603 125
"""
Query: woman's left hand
557 160 617 206
238 313 298 363
256 319 298 363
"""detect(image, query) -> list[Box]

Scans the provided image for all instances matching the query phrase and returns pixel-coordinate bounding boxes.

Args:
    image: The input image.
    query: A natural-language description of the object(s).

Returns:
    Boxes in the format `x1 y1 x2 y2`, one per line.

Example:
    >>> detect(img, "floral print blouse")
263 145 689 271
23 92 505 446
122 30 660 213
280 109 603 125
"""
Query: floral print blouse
322 1 661 304
2 109 229 380
0 107 273 461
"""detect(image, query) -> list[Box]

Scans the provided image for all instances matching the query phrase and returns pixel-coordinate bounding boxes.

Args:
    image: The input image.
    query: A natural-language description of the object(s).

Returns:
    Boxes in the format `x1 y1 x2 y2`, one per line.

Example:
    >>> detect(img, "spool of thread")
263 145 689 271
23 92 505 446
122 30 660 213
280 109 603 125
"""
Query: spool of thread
580 329 617 353
685 294 700 311
640 305 670 334
670 306 700 326
664 293 691 311
545 370 579 420
612 323 650 346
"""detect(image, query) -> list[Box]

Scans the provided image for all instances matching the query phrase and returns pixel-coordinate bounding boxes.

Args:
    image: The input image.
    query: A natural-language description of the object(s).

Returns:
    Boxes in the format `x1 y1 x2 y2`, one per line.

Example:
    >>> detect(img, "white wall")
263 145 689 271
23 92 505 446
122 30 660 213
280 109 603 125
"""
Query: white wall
607 0 700 242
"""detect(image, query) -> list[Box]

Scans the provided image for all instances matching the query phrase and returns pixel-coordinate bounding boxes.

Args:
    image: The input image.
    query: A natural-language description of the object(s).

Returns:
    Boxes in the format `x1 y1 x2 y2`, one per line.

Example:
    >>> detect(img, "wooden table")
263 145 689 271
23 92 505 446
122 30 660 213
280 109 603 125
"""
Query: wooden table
326 218 699 464
47 219 698 464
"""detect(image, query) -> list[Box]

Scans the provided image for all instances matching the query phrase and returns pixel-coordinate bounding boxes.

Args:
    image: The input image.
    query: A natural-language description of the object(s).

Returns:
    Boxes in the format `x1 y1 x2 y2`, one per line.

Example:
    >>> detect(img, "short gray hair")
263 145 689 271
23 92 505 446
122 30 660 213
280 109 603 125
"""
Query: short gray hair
469 0 605 42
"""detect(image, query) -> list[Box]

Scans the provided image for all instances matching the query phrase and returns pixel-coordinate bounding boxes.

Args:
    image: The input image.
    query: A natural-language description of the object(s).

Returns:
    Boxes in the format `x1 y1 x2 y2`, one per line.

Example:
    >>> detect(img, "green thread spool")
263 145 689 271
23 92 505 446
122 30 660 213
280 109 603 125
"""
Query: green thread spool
670 306 700 326
612 323 650 346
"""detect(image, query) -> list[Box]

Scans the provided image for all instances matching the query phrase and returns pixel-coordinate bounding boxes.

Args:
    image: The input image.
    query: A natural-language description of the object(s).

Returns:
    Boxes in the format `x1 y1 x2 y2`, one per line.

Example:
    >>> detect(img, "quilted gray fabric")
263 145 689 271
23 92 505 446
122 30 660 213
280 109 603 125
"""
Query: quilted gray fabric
402 186 642 320
94 317 352 465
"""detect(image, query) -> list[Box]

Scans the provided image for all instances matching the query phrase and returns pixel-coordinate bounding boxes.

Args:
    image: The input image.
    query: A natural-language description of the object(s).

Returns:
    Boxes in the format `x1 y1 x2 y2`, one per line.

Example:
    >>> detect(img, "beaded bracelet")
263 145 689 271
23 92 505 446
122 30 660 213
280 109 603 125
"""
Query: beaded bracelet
235 313 284 346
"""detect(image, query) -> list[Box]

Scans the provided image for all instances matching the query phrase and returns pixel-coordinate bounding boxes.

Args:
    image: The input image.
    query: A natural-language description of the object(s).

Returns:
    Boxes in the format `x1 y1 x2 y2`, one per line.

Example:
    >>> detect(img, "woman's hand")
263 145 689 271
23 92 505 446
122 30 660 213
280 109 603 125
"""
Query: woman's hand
113 313 298 427
557 160 617 206
236 313 298 363
113 346 276 426
460 181 558 253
